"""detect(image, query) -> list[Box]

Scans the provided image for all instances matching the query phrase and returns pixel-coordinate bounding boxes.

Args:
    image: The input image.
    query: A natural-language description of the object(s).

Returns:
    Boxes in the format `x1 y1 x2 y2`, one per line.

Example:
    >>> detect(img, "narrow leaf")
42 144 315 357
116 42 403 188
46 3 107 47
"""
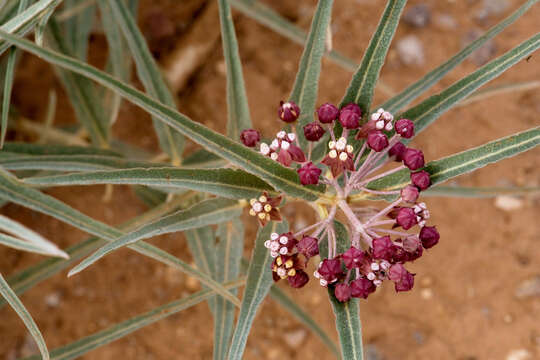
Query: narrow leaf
1 143 120 157
340 0 406 113
403 33 540 137
25 167 277 199
0 214 68 258
423 185 540 198
22 278 245 360
320 221 363 360
0 168 240 307
290 0 334 149
214 219 244 360
2 195 186 309
106 0 184 164
68 198 243 277
1 0 28 148
368 127 540 192
381 0 539 113
218 0 252 139
0 30 326 201
457 80 540 107
0 233 67 257
0 154 161 172
0 273 50 360
228 220 288 359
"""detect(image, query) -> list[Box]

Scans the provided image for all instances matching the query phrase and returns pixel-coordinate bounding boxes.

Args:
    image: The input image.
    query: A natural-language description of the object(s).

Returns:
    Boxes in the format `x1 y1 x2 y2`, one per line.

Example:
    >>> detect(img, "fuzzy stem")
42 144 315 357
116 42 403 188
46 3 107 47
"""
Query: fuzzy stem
337 199 373 247
371 227 411 237
358 164 406 187
357 187 401 195
367 219 396 227
293 220 325 238
364 198 402 226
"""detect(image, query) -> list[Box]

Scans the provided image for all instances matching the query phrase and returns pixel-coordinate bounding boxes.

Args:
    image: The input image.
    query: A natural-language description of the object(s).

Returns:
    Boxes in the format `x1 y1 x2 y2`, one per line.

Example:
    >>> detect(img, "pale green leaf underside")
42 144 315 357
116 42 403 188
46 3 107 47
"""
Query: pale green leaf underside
423 185 540 198
290 0 334 149
68 198 243 277
340 0 406 113
0 168 240 307
368 127 540 192
24 167 278 199
218 0 252 139
22 278 245 360
106 0 184 163
381 0 539 114
0 273 50 360
228 220 288 359
0 29 325 201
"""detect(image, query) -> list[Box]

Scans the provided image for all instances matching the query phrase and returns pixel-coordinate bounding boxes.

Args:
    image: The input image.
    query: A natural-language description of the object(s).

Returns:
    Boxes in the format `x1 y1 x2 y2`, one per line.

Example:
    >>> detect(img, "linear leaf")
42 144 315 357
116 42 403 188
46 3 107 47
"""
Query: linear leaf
269 286 340 358
368 127 540 192
214 219 244 360
423 185 540 198
228 220 288 359
218 0 252 139
182 148 227 168
340 0 406 113
0 154 161 172
320 221 363 360
1 195 185 310
381 0 539 113
0 0 61 55
0 30 326 201
106 0 184 164
290 0 334 149
229 0 394 97
0 214 68 258
22 278 245 360
185 226 217 313
1 142 120 156
0 168 240 306
402 33 540 137
62 0 95 61
68 198 243 276
1 0 28 148
46 19 109 146
457 80 540 107
0 273 50 360
25 167 277 199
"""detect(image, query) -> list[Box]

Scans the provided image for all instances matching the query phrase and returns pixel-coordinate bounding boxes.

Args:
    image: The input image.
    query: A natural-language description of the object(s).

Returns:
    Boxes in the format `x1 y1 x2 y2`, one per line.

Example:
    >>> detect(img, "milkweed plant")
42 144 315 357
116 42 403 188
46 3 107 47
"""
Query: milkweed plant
0 0 539 359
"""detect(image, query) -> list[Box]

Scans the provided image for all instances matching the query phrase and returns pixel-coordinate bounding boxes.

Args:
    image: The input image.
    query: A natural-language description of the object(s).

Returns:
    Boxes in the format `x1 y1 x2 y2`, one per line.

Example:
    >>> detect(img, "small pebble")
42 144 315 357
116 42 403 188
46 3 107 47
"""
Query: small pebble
435 14 457 30
515 276 540 299
364 344 383 360
420 288 433 300
44 292 61 308
506 349 532 360
503 313 514 323
475 0 510 24
284 328 307 348
495 195 524 211
403 4 431 28
185 275 200 291
396 35 425 66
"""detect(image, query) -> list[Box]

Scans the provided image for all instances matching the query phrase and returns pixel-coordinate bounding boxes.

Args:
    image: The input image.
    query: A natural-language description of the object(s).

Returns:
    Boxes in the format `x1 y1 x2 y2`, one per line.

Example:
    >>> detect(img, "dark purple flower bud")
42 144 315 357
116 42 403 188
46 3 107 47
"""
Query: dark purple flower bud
342 247 367 269
318 258 343 282
396 207 418 230
334 283 352 302
350 278 376 299
240 129 260 147
372 236 394 261
419 226 440 249
296 235 319 259
401 184 419 203
278 101 300 123
303 122 325 141
406 243 423 262
395 271 414 292
297 162 322 185
395 118 415 138
288 270 309 288
367 130 389 152
317 103 339 124
341 103 362 117
339 110 360 129
403 148 425 170
411 170 431 190
388 142 407 162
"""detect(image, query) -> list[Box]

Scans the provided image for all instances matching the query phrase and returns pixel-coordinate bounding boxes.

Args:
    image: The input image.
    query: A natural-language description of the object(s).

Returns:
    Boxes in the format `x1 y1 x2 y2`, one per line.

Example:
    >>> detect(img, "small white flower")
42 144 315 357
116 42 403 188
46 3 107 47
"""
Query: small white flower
271 242 280 251
270 152 278 161
371 262 380 271
277 130 286 139
367 272 376 280
279 247 288 255
346 145 354 153
252 202 262 212
279 236 288 245
329 150 338 159
281 140 290 150
339 152 348 161
260 143 270 155
328 140 336 149
376 120 385 129
277 268 287 277
264 240 271 248
270 139 279 150
270 233 279 240
287 133 296 142
385 122 393 131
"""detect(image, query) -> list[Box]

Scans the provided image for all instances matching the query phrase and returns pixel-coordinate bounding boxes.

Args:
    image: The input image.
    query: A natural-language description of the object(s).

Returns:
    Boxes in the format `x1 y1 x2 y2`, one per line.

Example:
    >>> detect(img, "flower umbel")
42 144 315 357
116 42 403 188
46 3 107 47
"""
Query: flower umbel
242 101 439 300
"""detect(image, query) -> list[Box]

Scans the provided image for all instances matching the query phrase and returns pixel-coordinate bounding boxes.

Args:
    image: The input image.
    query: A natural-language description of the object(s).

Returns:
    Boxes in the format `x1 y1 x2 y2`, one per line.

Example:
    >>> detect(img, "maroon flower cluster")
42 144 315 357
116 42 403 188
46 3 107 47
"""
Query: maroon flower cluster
265 232 319 288
240 100 440 299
